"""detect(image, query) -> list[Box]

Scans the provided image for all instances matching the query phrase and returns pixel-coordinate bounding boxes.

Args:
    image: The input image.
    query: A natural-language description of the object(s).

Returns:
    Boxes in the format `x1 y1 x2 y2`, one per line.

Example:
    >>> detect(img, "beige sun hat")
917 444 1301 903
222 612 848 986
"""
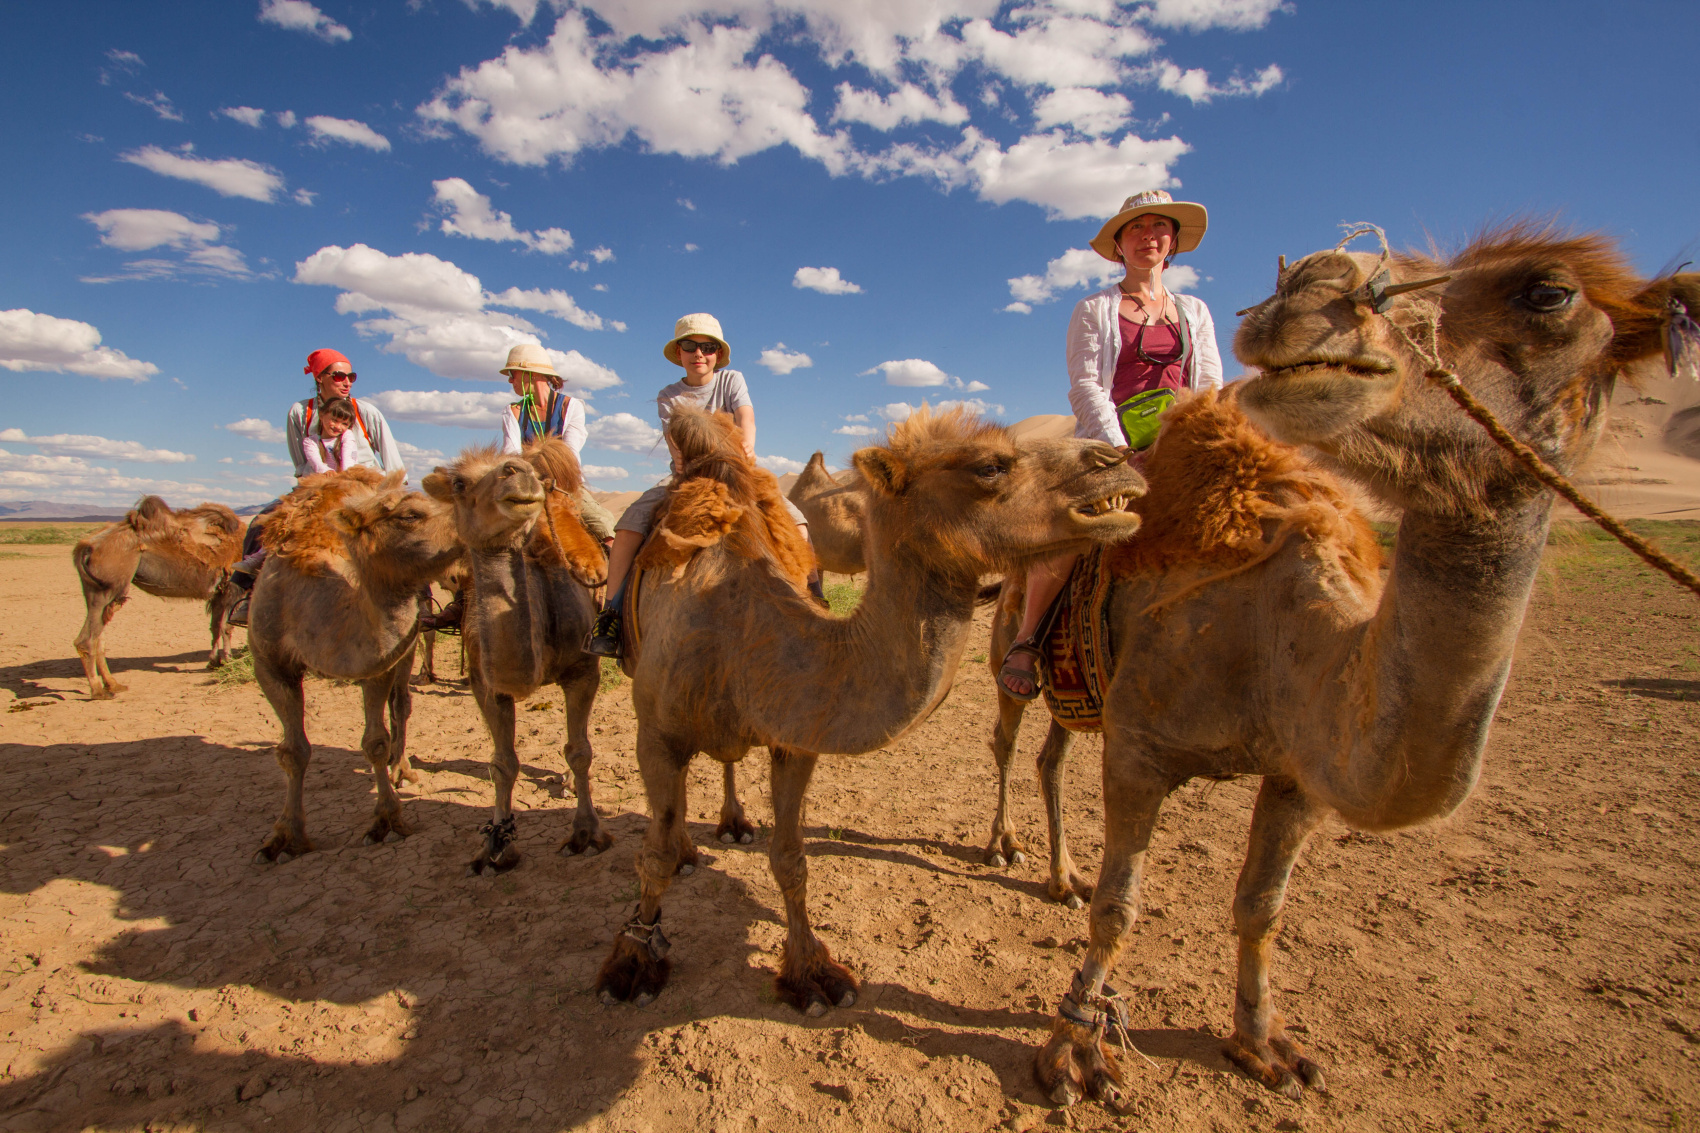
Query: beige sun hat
663 313 730 369
500 342 561 381
1089 189 1208 262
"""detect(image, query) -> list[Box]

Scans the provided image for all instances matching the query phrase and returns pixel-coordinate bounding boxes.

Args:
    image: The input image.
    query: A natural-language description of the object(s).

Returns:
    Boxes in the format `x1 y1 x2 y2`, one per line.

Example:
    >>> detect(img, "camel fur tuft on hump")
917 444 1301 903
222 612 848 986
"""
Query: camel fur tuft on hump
638 408 814 585
124 496 243 570
1107 389 1382 598
262 468 397 575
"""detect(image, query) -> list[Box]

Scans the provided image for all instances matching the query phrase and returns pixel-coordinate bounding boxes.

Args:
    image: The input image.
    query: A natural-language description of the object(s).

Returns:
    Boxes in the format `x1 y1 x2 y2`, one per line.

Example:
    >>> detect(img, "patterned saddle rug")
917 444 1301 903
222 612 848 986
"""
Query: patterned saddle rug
1035 547 1116 734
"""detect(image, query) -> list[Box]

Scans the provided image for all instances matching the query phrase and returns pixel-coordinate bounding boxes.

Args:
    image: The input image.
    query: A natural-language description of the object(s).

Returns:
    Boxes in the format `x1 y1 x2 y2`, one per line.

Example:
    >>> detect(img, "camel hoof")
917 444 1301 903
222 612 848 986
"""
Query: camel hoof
835 987 857 1009
987 852 1007 868
596 933 673 1006
253 851 272 866
719 832 735 844
582 844 601 857
804 997 829 1019
1010 850 1026 865
384 829 404 844
633 991 656 1008
1049 1079 1081 1107
598 988 618 1006
277 851 294 864
739 832 754 845
1063 893 1085 910
558 843 578 857
678 863 694 877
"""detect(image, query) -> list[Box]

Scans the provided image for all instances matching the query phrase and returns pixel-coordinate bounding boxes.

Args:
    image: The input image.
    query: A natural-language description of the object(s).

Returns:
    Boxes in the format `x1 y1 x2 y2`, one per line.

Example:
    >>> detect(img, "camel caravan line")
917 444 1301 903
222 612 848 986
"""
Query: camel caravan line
62 224 1700 1112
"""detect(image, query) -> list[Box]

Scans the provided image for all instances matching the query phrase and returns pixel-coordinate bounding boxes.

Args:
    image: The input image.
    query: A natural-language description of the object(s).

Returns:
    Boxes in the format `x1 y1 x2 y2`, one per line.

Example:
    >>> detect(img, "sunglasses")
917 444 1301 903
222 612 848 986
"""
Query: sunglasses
319 370 357 383
675 339 719 355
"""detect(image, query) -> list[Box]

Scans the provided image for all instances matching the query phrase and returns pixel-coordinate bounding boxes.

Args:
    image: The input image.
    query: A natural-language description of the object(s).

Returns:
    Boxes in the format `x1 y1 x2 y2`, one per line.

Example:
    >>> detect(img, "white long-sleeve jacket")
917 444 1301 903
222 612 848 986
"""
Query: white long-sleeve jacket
1065 286 1225 445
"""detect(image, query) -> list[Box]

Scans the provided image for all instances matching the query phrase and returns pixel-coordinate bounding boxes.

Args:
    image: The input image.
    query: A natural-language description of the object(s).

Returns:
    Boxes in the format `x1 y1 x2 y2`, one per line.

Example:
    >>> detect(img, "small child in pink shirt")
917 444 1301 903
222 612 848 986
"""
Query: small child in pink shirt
300 397 360 474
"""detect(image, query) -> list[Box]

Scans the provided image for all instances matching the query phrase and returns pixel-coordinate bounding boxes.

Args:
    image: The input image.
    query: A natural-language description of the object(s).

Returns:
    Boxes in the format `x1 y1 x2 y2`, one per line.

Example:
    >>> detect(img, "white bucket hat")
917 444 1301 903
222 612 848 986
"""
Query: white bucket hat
500 342 561 382
1090 189 1209 262
663 313 730 370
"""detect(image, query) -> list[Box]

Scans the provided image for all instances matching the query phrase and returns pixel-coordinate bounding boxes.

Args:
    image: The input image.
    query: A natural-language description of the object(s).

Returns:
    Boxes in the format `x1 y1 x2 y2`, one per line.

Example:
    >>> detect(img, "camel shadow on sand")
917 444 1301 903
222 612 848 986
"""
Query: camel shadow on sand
0 651 213 701
0 733 1202 1131
1603 676 1700 702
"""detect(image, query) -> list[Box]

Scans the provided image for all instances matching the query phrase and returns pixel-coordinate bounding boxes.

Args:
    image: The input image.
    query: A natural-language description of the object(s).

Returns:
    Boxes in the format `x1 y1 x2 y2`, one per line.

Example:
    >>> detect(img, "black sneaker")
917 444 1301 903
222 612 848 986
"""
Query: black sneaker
585 606 622 657
227 594 251 629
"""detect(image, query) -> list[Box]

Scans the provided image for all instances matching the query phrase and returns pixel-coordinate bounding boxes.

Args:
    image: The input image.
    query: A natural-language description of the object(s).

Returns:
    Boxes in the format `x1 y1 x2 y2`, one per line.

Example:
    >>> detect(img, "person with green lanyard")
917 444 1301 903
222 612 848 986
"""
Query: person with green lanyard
997 189 1224 701
420 342 615 632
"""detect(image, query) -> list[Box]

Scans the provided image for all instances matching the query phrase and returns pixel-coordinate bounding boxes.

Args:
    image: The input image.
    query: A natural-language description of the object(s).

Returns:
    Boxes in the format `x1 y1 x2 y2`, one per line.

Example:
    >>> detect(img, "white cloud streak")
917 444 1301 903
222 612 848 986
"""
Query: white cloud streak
225 418 287 444
120 146 286 203
793 266 863 295
431 177 575 254
258 0 352 42
0 429 192 464
305 115 391 151
0 309 158 381
758 344 813 374
219 106 267 127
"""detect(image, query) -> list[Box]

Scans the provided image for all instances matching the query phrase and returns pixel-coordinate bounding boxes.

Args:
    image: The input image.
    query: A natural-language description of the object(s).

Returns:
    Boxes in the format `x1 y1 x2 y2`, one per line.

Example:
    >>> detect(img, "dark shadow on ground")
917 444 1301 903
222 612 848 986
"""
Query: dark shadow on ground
0 651 212 700
1603 677 1700 701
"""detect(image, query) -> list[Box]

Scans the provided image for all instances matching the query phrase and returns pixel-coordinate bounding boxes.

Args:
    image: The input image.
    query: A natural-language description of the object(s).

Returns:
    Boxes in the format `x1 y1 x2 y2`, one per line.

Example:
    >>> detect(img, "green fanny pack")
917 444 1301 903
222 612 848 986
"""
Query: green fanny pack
1115 388 1177 450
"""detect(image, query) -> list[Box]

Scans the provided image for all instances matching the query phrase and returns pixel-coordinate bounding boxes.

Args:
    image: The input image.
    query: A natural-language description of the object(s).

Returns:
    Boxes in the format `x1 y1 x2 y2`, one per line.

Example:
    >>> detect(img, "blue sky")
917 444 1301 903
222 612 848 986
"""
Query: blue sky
2 0 1697 507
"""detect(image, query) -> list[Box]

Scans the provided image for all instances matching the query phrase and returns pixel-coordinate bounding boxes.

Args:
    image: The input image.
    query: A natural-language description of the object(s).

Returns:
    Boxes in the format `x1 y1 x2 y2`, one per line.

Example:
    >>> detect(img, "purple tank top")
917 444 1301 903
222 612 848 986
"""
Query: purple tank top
1111 315 1186 405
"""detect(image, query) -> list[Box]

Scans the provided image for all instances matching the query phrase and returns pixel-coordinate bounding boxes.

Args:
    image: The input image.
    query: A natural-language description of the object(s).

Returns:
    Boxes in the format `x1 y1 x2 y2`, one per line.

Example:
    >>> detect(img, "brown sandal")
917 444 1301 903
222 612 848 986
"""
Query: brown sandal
997 641 1043 702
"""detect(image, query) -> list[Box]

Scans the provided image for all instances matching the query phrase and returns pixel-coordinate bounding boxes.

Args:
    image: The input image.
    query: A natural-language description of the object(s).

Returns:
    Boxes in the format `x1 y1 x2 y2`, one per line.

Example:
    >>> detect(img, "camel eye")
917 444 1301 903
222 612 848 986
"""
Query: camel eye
1520 283 1573 312
452 477 468 494
975 461 1008 481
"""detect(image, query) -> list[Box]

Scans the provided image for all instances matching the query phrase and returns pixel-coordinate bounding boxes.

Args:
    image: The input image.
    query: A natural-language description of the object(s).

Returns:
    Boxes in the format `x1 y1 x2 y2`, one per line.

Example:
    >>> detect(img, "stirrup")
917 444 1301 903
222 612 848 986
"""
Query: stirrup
227 594 251 629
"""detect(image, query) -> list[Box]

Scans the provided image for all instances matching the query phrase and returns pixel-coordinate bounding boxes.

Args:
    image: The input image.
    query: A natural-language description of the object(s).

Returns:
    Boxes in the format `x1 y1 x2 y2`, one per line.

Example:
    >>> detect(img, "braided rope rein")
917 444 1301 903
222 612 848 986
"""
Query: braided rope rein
1333 224 1700 601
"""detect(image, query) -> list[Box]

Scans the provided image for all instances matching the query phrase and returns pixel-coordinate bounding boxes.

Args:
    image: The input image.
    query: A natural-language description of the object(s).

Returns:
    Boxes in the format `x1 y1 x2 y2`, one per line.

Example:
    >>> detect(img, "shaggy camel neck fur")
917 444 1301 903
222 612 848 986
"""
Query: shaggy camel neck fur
595 406 1145 1013
787 451 866 576
72 497 243 699
1002 227 1700 1109
248 469 462 863
424 438 632 874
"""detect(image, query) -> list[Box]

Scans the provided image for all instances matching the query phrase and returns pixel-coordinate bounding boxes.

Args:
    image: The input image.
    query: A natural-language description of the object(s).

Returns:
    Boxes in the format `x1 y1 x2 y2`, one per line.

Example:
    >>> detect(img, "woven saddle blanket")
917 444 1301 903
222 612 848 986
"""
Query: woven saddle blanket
1036 547 1116 734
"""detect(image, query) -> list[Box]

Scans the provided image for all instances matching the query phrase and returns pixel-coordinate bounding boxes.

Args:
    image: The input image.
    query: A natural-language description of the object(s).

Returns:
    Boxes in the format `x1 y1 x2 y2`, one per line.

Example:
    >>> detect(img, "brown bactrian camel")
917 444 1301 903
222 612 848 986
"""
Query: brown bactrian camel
71 497 244 698
594 406 1145 1012
788 451 866 576
423 439 630 874
986 226 1700 1108
248 469 462 863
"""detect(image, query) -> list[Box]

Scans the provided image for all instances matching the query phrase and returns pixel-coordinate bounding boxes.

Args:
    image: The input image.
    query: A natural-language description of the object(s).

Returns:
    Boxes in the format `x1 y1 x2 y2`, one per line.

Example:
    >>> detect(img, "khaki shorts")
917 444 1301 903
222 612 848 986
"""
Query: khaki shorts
576 486 615 542
615 480 805 535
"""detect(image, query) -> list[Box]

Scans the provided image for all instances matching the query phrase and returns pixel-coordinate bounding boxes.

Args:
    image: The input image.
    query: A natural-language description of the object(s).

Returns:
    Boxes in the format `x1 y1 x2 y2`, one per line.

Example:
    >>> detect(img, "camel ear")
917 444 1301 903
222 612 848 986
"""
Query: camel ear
853 447 908 497
421 470 456 502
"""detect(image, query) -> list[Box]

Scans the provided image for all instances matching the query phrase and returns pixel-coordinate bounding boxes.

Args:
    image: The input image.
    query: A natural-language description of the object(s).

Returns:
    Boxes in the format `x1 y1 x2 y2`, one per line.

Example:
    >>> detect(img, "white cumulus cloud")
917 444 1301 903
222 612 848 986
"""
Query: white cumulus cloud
833 424 877 436
580 463 629 480
258 0 352 42
757 454 806 475
120 145 286 203
84 209 219 252
833 82 968 129
305 115 391 151
1032 88 1132 136
431 177 574 254
0 429 192 464
863 359 952 388
0 309 157 381
587 412 662 453
758 344 813 374
219 106 267 128
1149 61 1283 104
360 390 515 429
224 418 287 443
793 266 863 295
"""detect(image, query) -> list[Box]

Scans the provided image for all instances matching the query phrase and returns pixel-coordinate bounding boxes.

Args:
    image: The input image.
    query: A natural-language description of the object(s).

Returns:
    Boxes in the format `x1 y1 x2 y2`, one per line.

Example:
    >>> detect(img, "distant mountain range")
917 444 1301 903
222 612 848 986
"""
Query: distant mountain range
0 500 273 521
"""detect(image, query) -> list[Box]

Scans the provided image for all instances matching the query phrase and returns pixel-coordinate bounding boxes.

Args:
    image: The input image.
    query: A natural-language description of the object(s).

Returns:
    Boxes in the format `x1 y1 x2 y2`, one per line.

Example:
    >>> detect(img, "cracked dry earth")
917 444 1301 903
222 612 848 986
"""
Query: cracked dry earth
0 531 1697 1133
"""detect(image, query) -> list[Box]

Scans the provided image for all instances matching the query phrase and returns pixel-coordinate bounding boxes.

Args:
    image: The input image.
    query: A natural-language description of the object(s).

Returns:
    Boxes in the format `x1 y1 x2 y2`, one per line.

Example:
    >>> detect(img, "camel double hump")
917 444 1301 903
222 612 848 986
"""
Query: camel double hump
248 469 464 863
72 496 244 699
423 438 622 875
986 226 1700 1108
594 405 1146 1013
788 450 866 576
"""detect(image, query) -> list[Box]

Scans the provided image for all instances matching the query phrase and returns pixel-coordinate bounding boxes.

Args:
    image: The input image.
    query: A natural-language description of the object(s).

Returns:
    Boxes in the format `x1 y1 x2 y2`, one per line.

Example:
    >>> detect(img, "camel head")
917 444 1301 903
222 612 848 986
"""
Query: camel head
327 485 462 590
423 441 605 586
1235 224 1700 516
851 405 1145 574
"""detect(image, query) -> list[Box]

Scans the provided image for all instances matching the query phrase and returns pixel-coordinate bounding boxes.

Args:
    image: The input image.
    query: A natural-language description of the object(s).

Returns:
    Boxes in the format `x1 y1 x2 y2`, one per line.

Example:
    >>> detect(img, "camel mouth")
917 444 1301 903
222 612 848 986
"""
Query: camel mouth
1075 491 1139 519
1256 358 1397 382
499 492 544 509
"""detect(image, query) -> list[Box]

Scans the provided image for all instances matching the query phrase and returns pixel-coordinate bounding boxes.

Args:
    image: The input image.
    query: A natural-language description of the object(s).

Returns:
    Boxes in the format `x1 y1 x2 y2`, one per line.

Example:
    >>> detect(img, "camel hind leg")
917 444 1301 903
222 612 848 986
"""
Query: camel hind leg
1223 775 1329 1099
984 687 1030 867
207 578 234 669
74 589 127 700
769 745 857 1016
385 645 419 786
1036 721 1091 907
557 657 613 857
715 760 756 844
597 730 698 1006
358 672 411 847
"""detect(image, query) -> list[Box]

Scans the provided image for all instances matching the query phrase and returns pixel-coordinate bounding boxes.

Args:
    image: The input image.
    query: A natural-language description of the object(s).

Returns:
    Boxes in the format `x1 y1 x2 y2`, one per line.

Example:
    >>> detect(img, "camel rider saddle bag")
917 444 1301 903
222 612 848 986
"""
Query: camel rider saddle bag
1113 309 1191 451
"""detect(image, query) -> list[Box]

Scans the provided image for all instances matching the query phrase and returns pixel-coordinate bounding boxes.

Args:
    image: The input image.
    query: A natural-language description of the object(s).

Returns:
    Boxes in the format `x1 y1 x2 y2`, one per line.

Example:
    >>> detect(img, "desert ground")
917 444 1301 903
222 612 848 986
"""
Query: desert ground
1 521 1697 1133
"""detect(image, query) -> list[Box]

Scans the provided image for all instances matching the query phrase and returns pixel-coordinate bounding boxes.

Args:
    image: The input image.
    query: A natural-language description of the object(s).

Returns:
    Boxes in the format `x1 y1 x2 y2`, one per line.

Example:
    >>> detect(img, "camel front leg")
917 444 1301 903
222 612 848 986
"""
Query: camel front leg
1223 775 1329 1099
716 759 755 844
386 646 419 786
467 672 521 875
557 660 613 857
1037 721 1090 907
358 676 410 847
1035 763 1171 1109
597 730 695 1005
207 581 233 669
253 652 312 862
984 686 1030 868
415 629 436 685
769 745 858 1016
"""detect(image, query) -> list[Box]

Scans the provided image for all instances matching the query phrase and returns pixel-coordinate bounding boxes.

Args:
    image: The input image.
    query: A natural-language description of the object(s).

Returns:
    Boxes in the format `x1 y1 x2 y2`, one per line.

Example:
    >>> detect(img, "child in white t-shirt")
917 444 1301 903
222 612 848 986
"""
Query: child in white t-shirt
586 313 817 656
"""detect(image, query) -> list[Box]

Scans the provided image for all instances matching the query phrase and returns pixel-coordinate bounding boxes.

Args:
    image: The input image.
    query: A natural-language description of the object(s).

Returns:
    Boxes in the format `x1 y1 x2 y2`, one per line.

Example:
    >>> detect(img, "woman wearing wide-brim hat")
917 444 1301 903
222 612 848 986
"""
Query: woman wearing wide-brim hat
998 189 1225 701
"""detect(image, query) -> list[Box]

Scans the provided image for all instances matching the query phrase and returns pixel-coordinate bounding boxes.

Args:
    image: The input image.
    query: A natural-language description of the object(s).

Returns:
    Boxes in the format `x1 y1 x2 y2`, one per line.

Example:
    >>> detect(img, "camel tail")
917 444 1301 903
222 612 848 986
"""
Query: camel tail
72 539 108 593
